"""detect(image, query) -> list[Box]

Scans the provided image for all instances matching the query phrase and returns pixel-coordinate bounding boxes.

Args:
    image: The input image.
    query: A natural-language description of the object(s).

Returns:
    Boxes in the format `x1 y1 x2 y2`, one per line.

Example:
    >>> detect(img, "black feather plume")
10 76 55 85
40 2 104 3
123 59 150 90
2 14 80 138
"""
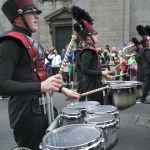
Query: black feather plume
73 23 81 33
71 5 94 25
136 25 146 36
131 37 140 46
144 25 150 36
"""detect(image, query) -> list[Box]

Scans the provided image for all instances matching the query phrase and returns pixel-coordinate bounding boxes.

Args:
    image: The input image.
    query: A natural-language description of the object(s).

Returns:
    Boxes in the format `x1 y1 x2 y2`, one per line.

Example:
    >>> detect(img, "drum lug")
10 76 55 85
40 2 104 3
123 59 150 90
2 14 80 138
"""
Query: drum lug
129 89 131 95
117 89 120 95
100 137 105 149
104 127 109 141
116 119 120 129
58 117 63 127
39 143 43 150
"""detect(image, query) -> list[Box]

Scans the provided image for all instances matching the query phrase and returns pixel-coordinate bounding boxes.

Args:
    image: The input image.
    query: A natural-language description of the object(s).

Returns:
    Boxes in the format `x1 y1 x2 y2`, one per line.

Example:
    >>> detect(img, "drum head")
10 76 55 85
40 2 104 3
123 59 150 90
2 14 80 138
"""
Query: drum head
108 83 135 89
60 107 81 116
84 114 116 127
102 80 124 85
123 81 143 86
42 124 102 149
66 101 99 110
86 105 118 115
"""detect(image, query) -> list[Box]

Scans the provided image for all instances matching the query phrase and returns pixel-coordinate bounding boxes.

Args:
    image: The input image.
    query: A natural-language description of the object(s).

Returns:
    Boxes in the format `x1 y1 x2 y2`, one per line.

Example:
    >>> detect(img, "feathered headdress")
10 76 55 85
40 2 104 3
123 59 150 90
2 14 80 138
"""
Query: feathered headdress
144 25 150 37
73 23 83 46
131 37 141 49
71 5 97 40
136 25 148 41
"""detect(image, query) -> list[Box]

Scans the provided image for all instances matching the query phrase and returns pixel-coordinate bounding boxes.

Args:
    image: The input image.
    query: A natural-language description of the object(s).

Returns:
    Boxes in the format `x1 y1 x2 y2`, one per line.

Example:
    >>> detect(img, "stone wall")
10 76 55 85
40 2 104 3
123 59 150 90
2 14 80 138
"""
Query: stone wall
0 0 150 50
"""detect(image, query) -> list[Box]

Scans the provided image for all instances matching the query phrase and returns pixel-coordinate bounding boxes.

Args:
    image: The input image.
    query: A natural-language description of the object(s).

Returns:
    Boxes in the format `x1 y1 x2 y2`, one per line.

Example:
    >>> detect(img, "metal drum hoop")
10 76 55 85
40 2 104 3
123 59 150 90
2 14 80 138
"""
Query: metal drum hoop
40 124 105 150
84 114 117 129
86 105 119 116
60 107 82 119
66 101 100 111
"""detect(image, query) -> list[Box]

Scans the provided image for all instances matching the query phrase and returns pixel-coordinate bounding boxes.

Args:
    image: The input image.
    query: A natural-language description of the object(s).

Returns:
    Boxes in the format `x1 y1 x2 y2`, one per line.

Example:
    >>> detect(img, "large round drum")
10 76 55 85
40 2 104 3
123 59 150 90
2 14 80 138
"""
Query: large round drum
66 101 99 122
85 105 120 128
59 107 82 127
123 81 143 99
40 124 105 150
84 114 118 150
108 83 136 110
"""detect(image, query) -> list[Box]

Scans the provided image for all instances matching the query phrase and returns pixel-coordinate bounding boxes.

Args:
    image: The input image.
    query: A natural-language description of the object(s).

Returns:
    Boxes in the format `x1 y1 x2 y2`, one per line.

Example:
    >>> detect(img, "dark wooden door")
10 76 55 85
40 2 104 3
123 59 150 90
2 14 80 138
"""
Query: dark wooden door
56 26 72 54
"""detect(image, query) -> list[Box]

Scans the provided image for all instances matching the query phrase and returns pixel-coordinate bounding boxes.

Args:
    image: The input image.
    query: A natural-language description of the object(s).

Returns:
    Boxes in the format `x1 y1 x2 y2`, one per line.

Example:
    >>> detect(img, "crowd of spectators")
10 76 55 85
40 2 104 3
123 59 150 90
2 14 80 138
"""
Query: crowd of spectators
44 43 137 84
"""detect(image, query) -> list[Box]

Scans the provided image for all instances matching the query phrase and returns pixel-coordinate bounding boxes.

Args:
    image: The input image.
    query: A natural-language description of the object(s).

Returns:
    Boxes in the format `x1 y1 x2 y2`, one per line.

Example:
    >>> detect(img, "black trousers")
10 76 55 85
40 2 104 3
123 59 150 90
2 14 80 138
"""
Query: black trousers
77 77 86 101
82 77 103 104
13 115 48 150
142 73 150 97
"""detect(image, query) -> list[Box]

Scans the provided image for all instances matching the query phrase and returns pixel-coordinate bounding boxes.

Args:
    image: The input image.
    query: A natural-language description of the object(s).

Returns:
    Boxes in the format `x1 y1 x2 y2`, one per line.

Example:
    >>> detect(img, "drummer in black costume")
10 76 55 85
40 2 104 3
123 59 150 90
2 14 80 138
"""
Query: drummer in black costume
73 23 86 101
136 25 150 104
0 0 79 150
131 37 144 82
71 6 111 104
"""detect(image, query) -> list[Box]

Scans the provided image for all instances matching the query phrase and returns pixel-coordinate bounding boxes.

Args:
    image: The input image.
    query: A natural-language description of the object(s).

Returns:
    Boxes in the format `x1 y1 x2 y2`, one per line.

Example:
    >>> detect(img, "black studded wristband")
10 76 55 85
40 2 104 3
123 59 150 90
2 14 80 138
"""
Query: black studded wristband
58 86 63 93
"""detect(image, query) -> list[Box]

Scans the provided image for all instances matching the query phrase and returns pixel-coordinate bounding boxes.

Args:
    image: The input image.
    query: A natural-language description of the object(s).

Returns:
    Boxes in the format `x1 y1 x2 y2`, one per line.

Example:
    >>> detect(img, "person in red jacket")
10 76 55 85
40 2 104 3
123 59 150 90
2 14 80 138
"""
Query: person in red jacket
115 50 128 81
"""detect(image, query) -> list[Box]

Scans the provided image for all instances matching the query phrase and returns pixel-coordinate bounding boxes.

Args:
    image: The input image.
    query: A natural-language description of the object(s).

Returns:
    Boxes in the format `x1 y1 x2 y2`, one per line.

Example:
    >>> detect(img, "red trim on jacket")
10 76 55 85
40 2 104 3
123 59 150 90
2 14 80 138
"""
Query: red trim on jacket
6 31 47 82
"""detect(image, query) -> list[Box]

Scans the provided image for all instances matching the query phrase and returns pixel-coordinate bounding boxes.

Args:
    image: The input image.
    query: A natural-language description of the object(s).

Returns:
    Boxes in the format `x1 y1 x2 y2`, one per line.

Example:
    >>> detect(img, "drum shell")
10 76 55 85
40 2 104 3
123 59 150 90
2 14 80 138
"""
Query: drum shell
135 84 143 99
85 105 120 128
59 117 81 127
84 114 118 150
58 107 82 127
109 84 136 109
122 81 143 99
40 124 105 150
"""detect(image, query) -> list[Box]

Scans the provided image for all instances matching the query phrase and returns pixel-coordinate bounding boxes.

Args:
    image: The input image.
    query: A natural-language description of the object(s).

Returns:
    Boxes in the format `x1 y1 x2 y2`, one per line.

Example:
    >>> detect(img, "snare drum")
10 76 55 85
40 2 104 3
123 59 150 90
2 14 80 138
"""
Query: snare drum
40 124 105 150
84 114 118 150
59 107 82 127
108 83 136 110
85 105 120 128
66 101 99 122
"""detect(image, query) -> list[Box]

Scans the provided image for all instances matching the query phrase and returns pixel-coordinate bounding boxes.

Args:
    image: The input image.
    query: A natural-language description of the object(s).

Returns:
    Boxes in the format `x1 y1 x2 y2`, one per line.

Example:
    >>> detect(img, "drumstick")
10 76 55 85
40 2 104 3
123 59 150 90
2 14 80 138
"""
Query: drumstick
50 35 77 97
110 73 127 78
109 62 123 72
65 86 108 101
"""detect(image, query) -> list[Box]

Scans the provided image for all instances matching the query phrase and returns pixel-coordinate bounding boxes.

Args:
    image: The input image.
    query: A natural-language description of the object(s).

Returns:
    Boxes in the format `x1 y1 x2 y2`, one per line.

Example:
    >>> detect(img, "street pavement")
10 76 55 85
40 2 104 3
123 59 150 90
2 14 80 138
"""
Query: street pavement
0 93 150 150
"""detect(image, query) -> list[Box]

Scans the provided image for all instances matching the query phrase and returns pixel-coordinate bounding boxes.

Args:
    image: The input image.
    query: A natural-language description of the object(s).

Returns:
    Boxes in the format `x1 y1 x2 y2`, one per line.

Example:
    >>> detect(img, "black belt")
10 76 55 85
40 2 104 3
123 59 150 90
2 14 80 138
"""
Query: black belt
83 75 98 79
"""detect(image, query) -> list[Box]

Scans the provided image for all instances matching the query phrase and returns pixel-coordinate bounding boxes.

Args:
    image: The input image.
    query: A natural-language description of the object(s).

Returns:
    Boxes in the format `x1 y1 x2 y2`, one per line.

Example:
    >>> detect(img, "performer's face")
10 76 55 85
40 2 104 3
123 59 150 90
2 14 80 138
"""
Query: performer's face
23 12 39 32
91 34 98 44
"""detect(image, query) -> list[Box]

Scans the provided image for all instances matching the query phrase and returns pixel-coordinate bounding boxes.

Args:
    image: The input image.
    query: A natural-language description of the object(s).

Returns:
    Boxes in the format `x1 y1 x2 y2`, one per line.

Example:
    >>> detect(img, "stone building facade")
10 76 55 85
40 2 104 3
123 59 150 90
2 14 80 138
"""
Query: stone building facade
0 0 150 54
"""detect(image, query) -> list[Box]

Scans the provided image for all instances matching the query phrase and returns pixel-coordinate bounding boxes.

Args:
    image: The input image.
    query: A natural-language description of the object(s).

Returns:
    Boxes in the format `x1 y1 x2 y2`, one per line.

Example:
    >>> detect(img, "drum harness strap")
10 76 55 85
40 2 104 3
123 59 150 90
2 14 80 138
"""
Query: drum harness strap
6 31 48 114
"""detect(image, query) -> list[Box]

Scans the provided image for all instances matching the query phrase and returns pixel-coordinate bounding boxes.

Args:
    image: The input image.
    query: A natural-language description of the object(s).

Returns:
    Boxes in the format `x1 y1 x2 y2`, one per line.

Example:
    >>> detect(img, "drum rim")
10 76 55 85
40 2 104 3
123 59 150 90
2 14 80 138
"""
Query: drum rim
60 107 82 118
84 114 116 128
108 83 135 89
42 124 103 149
86 105 118 114
66 101 100 110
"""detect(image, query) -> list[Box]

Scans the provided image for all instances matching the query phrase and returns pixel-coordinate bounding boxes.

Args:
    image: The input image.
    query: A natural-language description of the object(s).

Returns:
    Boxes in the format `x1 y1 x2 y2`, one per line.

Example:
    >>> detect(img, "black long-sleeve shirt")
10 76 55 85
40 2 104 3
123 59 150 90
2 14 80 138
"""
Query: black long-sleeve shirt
81 48 102 77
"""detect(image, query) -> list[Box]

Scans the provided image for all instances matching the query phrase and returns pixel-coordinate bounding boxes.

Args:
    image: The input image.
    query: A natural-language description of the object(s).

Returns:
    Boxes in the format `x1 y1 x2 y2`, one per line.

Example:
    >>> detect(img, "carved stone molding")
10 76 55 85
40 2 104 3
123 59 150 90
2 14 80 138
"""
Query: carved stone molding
44 6 72 47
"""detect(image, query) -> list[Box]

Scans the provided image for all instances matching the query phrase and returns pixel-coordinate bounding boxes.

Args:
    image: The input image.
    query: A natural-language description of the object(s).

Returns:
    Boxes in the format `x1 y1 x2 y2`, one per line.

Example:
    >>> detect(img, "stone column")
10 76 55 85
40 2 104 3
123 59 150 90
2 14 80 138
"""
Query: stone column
130 0 150 40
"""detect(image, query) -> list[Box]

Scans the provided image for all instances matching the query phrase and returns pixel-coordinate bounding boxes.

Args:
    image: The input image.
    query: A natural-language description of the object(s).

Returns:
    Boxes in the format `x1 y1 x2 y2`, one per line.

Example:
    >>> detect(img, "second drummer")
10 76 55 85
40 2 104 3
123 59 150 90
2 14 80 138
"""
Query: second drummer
71 6 111 104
